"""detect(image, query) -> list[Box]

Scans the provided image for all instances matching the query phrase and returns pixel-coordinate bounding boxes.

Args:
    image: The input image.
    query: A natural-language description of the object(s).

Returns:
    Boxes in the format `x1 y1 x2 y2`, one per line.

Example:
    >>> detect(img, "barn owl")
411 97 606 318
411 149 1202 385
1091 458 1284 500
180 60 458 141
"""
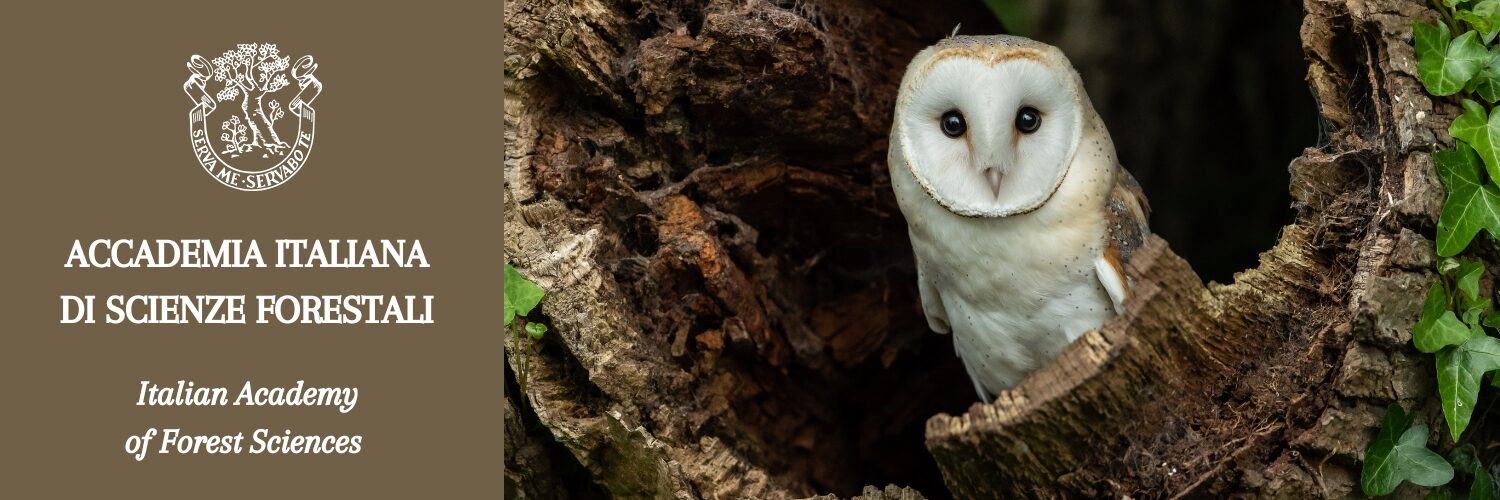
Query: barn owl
888 35 1151 402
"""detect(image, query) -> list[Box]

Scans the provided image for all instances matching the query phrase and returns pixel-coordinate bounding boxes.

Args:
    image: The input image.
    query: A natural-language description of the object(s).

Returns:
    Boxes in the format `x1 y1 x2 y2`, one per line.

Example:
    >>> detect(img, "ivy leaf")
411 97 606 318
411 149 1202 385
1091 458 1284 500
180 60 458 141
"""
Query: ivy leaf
1467 47 1500 102
1427 277 1453 317
1420 311 1473 354
1434 144 1500 256
1465 303 1489 327
1418 24 1489 96
1472 0 1500 43
504 263 545 326
1365 404 1414 497
1472 472 1496 500
1418 279 1471 353
1436 334 1500 441
1454 258 1490 324
1363 404 1456 496
524 321 548 340
1453 100 1500 182
1395 425 1456 487
1417 21 1451 86
1448 444 1495 500
1455 258 1485 301
1451 443 1485 474
1459 11 1492 36
1459 1 1500 44
1444 257 1464 275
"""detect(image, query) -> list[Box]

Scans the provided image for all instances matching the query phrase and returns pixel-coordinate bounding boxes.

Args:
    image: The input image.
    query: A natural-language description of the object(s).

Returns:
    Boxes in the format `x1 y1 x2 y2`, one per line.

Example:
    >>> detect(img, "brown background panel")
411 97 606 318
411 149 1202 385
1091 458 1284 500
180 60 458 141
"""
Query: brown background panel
0 1 504 496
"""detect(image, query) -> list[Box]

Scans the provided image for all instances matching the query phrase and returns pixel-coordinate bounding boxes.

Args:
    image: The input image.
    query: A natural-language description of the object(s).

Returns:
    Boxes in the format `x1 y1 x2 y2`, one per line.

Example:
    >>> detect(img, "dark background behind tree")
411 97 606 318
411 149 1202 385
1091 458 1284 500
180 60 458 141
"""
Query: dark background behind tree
1020 0 1315 283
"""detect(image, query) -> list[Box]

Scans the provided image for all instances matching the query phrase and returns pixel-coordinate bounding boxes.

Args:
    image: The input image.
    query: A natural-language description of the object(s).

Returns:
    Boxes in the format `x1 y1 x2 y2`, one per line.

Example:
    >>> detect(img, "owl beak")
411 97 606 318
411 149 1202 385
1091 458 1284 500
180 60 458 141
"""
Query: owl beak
983 167 1004 198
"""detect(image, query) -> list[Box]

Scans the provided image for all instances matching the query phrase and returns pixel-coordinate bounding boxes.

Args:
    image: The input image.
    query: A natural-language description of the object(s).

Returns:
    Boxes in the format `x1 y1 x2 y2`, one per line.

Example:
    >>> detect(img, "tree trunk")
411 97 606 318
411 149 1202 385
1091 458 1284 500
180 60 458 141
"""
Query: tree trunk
256 93 285 148
239 91 266 149
503 0 1458 498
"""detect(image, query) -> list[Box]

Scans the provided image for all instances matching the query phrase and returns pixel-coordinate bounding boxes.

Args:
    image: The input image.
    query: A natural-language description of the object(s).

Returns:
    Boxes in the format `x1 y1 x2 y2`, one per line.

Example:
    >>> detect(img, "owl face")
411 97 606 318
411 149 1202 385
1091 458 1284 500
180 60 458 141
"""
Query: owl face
893 36 1086 217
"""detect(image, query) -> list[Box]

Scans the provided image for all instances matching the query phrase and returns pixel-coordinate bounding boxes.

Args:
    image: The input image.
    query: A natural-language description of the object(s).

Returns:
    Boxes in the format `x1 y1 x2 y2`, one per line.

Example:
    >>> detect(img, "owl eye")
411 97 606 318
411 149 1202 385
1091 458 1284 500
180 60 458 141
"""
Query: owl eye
1015 107 1041 134
940 110 966 138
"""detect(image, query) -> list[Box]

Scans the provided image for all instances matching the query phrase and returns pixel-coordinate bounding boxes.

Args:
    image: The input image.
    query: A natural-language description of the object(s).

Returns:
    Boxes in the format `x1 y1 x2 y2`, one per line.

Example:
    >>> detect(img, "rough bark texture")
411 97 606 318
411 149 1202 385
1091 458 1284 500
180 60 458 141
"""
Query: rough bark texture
505 1 998 497
504 0 1461 498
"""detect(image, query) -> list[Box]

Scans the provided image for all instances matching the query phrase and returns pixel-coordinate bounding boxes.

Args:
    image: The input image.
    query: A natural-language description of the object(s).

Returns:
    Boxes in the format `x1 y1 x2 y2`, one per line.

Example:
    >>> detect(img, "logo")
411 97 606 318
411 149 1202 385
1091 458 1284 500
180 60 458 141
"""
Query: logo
184 43 322 191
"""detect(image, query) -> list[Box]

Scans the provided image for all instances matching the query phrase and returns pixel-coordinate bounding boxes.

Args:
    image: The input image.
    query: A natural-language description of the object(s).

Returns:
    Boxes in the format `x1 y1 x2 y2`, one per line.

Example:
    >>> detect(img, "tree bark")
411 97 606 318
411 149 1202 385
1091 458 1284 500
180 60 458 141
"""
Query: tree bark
503 0 1456 498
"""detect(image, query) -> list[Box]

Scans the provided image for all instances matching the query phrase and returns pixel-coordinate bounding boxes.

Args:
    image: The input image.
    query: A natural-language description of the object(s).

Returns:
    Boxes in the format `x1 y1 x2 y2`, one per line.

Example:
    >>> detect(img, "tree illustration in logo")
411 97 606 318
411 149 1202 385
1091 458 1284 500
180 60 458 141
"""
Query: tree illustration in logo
185 42 321 190
210 43 292 156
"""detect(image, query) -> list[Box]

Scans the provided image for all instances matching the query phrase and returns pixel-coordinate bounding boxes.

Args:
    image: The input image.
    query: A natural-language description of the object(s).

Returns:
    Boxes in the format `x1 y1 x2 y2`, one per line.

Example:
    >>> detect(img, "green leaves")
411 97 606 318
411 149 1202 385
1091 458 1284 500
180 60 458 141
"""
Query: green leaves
1397 425 1458 487
1419 21 1453 91
1418 281 1472 353
1457 258 1486 301
1449 445 1497 500
1418 21 1490 96
1415 260 1500 441
1435 144 1500 256
1465 47 1500 102
524 322 548 340
1422 311 1473 355
504 263 545 326
1452 100 1500 181
1363 405 1456 496
1460 263 1491 324
505 263 550 343
1459 0 1500 44
506 264 549 392
1437 333 1500 441
1392 7 1500 497
1424 3 1500 103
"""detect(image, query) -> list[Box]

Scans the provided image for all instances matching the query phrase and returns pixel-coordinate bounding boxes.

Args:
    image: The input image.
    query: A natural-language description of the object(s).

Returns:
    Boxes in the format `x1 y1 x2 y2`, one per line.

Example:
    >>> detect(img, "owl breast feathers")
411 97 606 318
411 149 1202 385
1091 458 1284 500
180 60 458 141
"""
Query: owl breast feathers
888 35 1151 402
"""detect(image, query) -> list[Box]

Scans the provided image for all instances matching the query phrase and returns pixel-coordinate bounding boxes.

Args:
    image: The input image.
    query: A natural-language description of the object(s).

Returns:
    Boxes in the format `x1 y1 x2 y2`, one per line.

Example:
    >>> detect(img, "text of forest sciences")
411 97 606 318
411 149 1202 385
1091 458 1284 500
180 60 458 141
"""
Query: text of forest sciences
59 239 435 325
126 381 363 459
124 428 363 461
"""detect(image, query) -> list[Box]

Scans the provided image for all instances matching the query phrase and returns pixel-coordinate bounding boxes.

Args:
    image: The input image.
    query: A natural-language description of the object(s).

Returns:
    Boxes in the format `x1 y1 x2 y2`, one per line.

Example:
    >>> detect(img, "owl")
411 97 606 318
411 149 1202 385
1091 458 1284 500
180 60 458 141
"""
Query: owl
889 35 1151 402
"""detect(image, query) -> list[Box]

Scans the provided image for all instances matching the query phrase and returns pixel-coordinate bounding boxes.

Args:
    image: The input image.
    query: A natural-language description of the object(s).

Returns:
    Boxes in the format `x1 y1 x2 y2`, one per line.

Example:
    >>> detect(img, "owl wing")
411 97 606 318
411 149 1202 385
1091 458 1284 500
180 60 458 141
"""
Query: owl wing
913 251 952 334
916 257 996 401
1094 165 1152 314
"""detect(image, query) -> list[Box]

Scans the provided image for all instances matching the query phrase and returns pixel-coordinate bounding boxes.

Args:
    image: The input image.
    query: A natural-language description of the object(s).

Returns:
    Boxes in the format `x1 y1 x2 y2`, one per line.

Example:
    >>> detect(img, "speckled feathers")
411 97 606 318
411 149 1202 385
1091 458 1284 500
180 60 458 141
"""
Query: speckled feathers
889 35 1151 401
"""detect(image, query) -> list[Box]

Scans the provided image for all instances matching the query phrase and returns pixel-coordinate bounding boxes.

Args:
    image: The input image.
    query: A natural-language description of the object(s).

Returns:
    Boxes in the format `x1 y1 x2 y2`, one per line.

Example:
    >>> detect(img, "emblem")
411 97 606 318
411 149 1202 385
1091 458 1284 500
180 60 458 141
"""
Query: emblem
184 43 322 191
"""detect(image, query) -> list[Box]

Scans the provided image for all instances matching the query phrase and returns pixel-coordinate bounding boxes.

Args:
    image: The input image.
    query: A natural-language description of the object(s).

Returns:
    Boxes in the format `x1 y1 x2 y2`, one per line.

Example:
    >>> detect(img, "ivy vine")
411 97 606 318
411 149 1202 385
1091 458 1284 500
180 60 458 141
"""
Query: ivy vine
1361 1 1500 496
505 263 547 393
